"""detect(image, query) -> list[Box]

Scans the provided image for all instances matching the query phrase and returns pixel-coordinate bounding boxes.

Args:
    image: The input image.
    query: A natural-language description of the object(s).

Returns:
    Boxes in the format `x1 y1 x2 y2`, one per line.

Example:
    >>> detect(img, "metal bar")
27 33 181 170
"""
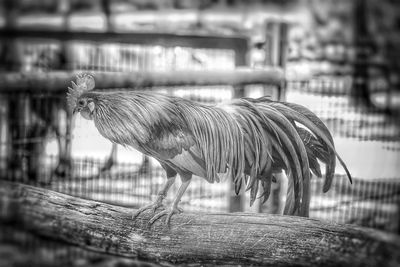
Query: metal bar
0 29 248 54
0 68 284 92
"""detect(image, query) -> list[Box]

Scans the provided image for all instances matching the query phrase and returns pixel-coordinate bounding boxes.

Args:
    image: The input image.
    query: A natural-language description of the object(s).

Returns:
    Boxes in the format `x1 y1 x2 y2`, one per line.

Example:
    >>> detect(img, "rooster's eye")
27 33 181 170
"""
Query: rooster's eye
78 99 86 106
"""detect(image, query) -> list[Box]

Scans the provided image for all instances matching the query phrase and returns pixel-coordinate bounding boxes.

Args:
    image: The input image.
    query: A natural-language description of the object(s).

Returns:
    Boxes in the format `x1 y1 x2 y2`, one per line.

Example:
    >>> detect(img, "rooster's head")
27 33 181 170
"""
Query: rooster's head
67 73 96 120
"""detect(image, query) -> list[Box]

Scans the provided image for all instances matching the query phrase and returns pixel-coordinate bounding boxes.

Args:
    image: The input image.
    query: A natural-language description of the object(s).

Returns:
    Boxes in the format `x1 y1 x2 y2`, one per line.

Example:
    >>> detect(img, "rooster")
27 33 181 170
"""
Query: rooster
67 74 352 225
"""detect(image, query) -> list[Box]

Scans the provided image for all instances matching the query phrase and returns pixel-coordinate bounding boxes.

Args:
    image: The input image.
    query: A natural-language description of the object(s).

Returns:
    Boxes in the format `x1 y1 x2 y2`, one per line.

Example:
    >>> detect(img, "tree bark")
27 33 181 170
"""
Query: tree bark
0 180 399 266
0 68 283 92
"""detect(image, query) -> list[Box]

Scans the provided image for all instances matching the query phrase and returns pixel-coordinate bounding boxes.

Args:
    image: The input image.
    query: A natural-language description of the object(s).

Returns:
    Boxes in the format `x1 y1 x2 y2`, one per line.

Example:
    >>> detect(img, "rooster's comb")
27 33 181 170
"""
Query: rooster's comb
66 73 95 111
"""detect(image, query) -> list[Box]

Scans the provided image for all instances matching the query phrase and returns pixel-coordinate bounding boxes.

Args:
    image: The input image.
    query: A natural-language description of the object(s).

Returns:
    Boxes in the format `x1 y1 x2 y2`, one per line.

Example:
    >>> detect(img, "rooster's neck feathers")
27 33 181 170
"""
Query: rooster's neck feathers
89 91 175 145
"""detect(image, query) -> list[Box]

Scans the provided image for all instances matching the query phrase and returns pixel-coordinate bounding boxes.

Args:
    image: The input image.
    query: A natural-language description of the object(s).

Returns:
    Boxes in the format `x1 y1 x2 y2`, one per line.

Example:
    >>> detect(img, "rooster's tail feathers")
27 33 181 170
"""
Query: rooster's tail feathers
227 99 309 216
229 98 351 217
179 96 351 218
277 102 352 189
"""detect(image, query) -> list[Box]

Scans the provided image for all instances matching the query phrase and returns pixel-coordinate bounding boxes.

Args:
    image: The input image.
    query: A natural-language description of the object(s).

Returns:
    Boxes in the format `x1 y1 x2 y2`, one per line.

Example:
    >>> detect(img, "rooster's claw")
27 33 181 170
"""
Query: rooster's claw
132 201 164 220
148 206 183 226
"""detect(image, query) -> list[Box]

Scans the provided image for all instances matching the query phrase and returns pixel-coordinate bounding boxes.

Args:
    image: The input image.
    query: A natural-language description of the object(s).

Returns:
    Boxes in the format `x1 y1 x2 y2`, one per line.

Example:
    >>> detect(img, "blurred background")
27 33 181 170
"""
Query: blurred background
0 0 399 266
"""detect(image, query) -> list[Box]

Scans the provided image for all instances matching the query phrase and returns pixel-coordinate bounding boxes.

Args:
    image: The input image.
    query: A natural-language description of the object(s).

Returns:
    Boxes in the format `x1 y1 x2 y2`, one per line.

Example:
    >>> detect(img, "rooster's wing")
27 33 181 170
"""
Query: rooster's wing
143 127 214 181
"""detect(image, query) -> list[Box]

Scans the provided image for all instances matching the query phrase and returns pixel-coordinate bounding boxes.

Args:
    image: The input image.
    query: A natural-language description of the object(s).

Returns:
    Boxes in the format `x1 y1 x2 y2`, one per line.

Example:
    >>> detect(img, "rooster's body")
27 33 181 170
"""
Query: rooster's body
68 74 351 224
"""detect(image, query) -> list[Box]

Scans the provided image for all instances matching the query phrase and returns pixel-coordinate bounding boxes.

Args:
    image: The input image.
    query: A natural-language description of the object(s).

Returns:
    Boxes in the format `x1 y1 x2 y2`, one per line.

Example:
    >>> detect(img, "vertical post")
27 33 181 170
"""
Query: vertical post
261 21 289 214
228 40 248 213
353 0 372 109
59 0 73 165
2 0 26 181
101 0 113 32
0 0 18 177
3 0 20 70
59 0 72 71
264 20 288 101
278 22 288 102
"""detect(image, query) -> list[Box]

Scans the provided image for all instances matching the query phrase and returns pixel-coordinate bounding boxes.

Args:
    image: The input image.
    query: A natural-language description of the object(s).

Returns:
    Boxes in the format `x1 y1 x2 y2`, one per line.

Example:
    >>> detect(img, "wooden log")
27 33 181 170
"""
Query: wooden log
0 68 284 92
0 225 158 267
0 180 399 266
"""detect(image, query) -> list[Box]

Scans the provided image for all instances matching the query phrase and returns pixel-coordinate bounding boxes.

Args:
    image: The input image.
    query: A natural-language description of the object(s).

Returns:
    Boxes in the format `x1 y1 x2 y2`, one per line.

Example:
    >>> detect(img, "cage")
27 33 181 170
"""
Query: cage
0 0 400 266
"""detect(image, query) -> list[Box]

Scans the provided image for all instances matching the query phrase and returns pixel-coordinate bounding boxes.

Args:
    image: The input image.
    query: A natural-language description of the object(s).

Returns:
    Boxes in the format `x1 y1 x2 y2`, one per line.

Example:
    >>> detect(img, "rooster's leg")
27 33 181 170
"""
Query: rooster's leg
132 175 176 220
100 144 117 173
148 175 192 226
53 126 72 179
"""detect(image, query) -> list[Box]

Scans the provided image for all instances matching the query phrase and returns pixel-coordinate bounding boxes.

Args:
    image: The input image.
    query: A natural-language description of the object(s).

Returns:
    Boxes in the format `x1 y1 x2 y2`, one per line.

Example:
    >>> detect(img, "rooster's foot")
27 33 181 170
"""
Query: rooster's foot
148 205 183 226
132 200 164 220
54 157 72 178
99 157 115 173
